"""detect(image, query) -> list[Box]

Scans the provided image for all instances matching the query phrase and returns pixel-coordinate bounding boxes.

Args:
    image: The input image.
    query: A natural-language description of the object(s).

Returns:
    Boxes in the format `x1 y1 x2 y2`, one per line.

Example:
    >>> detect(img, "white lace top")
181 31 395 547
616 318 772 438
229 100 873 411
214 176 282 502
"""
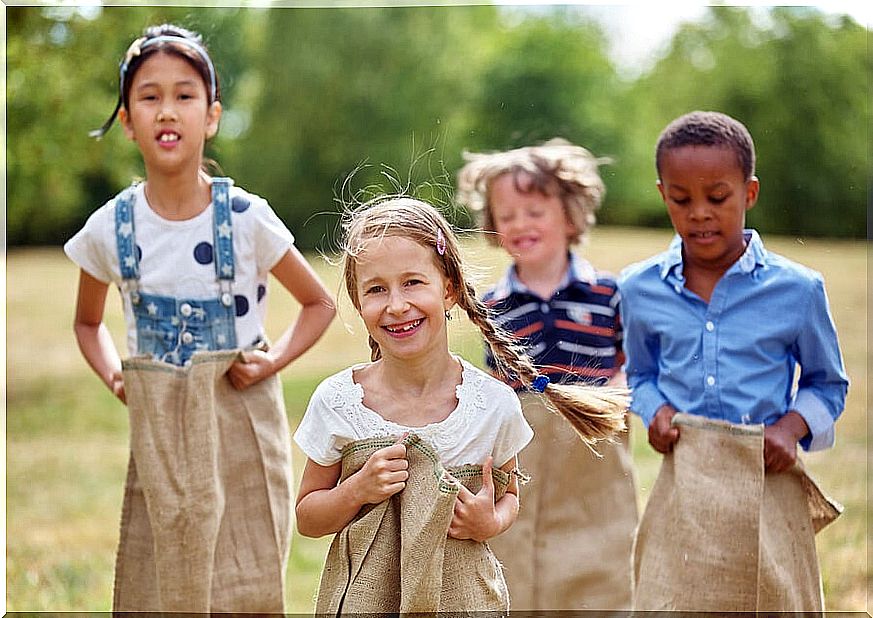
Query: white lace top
294 357 533 468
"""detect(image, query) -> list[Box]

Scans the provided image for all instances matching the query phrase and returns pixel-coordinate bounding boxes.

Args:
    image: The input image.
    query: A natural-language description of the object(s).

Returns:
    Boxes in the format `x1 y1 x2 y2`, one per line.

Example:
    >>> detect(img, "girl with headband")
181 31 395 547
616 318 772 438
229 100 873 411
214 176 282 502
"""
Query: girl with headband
64 24 336 612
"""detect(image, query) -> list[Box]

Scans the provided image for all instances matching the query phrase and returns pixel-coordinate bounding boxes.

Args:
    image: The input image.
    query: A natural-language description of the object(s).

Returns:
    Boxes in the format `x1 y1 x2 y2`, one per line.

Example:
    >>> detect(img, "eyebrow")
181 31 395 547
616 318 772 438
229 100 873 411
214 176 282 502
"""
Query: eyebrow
360 271 429 286
135 79 201 91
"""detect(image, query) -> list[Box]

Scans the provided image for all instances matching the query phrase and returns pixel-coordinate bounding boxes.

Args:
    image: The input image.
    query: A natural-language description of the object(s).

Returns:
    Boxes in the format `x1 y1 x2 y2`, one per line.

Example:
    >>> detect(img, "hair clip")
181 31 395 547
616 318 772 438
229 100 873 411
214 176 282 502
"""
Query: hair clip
436 228 447 256
531 375 550 393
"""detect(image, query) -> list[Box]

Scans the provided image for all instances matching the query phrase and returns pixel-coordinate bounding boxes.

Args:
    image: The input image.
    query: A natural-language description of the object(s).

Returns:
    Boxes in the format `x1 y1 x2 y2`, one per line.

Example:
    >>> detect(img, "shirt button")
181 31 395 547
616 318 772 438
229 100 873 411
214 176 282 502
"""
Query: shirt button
540 303 550 314
221 293 233 307
181 331 194 345
674 284 682 294
179 303 193 317
706 375 716 386
705 321 715 332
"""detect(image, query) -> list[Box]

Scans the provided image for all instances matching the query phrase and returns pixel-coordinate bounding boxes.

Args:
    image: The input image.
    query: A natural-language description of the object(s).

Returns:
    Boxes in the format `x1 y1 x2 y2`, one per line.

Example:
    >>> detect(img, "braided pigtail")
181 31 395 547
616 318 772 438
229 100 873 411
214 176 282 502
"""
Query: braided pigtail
453 280 628 449
368 335 382 362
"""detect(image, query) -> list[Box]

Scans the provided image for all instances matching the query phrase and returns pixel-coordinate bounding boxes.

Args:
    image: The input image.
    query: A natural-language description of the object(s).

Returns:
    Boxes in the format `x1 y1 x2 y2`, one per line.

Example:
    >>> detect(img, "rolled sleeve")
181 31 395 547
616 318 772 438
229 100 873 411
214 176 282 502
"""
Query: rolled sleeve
790 274 849 451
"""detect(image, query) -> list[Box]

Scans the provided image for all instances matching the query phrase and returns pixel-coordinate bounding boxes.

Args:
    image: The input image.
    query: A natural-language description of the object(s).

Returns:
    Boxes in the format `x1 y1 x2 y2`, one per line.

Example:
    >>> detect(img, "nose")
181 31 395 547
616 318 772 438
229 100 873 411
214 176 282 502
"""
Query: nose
386 288 408 314
157 104 177 123
688 199 712 221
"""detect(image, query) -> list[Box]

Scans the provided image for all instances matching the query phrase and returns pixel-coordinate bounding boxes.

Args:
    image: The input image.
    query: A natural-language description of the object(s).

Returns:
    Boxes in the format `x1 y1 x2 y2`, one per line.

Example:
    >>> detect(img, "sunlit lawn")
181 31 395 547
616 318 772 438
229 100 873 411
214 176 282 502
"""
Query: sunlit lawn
6 227 867 610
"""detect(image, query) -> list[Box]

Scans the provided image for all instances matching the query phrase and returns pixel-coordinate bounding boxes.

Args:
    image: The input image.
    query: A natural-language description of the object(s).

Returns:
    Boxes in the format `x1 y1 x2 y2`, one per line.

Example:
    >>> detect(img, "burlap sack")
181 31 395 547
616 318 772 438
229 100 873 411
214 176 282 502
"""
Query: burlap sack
633 412 842 611
488 392 638 610
113 350 294 612
315 433 510 614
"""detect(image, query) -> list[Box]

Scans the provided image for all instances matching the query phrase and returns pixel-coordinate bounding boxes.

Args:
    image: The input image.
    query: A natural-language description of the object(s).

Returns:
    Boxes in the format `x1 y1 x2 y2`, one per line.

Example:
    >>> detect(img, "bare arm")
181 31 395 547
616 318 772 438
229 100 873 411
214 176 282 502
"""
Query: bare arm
295 442 409 538
227 246 336 389
448 456 520 542
73 269 126 403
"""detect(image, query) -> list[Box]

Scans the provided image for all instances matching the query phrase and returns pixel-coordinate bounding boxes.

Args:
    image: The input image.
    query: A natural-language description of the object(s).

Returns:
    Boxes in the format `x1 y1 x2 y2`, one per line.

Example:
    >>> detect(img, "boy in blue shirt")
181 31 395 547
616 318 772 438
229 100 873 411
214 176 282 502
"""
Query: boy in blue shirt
619 111 848 610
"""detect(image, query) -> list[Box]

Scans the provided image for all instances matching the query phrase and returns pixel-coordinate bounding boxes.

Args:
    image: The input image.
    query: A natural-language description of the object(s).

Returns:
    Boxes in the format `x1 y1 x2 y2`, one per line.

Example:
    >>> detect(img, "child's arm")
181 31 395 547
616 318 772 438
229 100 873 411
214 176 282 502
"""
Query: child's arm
73 269 126 403
447 456 520 542
227 246 335 390
295 441 409 538
763 411 809 473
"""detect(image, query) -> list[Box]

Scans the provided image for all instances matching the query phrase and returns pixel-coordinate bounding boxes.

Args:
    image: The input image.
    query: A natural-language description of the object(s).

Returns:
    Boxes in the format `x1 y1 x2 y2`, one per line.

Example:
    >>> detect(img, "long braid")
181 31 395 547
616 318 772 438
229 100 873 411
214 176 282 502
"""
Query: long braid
455 280 628 450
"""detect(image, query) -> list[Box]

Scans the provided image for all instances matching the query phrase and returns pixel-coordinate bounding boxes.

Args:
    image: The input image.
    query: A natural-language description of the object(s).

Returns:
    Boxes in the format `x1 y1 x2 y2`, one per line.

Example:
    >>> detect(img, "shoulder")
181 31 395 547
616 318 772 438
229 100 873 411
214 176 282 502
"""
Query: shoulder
460 359 520 410
618 252 666 291
762 250 824 287
224 181 273 217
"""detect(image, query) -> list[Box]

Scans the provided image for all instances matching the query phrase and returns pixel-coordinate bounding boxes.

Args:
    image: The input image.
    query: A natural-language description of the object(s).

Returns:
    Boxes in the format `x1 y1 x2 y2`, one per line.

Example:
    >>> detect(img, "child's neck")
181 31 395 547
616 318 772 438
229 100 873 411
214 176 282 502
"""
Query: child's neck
144 169 212 221
682 245 746 304
516 253 570 300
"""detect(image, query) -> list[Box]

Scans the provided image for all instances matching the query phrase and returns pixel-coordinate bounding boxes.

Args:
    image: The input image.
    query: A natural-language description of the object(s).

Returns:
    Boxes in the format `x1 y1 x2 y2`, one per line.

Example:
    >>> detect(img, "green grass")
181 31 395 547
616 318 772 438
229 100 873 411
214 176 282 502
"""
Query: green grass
6 229 867 610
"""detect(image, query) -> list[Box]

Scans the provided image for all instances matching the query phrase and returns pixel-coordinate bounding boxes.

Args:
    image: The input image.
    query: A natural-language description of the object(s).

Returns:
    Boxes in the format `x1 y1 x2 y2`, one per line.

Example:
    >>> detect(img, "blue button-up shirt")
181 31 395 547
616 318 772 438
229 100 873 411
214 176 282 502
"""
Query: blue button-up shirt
618 230 848 451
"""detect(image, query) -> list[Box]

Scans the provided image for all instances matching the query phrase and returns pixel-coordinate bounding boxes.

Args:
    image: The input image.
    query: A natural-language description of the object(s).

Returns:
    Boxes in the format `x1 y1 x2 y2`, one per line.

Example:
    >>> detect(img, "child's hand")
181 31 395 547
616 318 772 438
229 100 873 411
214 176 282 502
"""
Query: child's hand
448 456 500 542
109 370 126 404
227 349 276 390
764 411 808 473
649 404 680 454
348 438 409 505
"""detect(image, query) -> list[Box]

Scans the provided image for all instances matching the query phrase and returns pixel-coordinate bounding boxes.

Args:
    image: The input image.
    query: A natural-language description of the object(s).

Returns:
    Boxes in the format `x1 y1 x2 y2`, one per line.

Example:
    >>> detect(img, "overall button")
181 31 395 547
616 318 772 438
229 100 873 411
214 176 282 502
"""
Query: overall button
179 303 193 317
181 331 194 345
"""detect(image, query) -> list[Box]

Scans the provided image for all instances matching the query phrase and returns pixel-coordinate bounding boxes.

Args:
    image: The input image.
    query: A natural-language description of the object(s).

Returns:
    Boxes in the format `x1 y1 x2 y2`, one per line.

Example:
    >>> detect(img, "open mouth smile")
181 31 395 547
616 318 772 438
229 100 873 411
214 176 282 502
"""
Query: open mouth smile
157 131 180 146
383 318 423 336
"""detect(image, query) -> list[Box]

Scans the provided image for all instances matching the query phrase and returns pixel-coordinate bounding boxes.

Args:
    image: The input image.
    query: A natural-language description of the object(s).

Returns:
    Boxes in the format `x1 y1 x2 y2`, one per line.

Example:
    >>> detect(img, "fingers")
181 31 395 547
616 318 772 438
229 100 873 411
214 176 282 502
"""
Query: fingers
480 456 494 494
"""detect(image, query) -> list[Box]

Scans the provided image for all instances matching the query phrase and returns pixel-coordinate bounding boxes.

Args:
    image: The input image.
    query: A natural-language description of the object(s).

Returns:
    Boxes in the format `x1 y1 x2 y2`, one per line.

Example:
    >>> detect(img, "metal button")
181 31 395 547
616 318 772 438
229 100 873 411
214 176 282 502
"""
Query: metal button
179 303 193 317
181 331 194 345
706 375 716 386
705 321 715 332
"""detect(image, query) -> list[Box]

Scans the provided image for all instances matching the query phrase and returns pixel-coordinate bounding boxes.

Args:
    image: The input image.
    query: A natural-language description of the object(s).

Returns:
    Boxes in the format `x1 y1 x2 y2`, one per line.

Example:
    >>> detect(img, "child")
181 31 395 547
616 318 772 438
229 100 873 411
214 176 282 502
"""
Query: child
293 196 627 614
64 24 336 612
619 111 848 610
456 138 639 610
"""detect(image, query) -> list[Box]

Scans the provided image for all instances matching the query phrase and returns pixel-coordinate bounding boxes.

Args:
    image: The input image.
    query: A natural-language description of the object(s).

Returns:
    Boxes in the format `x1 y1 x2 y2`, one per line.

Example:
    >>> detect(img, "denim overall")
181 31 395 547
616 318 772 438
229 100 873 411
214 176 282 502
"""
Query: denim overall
115 178 237 366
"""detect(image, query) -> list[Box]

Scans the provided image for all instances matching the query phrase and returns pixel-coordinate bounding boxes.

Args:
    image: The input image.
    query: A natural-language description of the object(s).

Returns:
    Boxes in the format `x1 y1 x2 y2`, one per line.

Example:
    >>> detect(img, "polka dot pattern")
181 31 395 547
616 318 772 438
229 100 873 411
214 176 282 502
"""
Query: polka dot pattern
231 196 251 213
257 284 267 302
235 294 249 317
194 242 214 264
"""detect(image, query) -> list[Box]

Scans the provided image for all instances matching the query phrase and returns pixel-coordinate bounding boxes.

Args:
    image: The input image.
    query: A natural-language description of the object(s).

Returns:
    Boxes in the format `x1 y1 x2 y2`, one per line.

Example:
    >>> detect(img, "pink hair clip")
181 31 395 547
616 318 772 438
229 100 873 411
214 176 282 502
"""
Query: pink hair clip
436 228 447 256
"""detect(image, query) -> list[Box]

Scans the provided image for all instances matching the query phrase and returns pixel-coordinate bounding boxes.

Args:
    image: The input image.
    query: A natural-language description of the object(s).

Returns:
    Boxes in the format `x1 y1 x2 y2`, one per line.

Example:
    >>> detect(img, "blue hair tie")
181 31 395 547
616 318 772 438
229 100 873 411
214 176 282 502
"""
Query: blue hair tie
531 375 550 393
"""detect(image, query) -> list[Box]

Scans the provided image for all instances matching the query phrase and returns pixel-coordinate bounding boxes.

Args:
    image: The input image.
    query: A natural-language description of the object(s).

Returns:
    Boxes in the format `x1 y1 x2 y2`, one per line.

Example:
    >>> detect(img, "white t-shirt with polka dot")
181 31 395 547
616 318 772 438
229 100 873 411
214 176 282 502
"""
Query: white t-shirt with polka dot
64 181 294 356
294 357 534 468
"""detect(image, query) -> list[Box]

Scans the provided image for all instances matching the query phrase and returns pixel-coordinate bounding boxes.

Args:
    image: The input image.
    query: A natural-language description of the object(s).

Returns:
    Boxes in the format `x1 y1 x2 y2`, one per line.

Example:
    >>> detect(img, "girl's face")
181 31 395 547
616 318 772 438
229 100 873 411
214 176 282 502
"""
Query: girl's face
119 51 221 177
489 172 575 272
354 235 455 364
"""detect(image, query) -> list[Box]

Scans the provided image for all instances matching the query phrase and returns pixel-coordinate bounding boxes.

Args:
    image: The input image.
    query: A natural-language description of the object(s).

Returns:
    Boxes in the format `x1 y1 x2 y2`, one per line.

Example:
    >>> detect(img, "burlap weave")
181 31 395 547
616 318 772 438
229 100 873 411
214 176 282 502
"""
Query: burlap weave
633 412 842 611
488 392 638 610
113 350 294 612
315 433 511 615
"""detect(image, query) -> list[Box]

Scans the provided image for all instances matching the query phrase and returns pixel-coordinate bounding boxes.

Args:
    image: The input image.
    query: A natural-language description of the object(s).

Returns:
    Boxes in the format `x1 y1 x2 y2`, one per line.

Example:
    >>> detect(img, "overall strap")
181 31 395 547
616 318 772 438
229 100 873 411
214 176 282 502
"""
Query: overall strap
212 177 234 281
114 183 141 302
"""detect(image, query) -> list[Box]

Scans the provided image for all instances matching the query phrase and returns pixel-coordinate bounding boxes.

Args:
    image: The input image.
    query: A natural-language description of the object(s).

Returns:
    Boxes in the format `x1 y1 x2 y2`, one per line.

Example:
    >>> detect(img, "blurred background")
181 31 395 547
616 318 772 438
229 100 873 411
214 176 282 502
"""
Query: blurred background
5 2 870 611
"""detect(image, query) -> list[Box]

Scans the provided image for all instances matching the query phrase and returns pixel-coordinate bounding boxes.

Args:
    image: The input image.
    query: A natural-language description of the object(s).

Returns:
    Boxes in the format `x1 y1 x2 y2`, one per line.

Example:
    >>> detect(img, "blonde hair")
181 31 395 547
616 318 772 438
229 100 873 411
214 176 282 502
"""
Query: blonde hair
341 195 627 448
456 138 610 245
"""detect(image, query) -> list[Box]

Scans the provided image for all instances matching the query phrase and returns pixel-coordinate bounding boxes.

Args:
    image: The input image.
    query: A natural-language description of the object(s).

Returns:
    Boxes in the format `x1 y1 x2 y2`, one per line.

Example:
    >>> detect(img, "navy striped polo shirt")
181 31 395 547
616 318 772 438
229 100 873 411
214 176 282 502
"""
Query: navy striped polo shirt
483 253 624 390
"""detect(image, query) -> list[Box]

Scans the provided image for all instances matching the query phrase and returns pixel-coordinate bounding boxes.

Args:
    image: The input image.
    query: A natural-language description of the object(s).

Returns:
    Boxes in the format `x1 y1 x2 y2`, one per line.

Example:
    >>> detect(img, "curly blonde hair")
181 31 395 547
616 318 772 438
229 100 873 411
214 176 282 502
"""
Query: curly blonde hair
341 195 627 449
456 138 610 246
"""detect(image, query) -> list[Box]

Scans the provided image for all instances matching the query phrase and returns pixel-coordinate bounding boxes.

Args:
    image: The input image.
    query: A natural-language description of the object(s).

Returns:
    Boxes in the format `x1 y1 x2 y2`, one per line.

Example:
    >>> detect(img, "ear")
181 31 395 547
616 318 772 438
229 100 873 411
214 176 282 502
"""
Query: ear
205 100 222 140
118 107 136 142
444 280 457 313
744 176 760 211
656 179 667 203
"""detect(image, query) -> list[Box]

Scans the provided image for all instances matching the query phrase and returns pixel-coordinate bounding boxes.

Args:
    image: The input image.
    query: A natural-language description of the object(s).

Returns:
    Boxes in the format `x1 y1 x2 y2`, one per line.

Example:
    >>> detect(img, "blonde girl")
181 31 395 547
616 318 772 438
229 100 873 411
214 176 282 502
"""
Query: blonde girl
64 24 335 612
293 196 625 614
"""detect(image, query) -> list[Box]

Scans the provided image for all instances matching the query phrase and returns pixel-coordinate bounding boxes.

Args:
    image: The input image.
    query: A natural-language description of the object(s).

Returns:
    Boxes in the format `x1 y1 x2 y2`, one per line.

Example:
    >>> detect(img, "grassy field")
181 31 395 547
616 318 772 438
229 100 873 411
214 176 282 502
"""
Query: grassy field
6 227 868 611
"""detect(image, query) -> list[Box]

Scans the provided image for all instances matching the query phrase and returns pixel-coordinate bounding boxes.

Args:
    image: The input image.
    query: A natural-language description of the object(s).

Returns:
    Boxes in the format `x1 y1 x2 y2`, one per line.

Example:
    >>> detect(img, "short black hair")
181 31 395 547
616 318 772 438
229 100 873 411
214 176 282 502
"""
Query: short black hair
655 111 756 180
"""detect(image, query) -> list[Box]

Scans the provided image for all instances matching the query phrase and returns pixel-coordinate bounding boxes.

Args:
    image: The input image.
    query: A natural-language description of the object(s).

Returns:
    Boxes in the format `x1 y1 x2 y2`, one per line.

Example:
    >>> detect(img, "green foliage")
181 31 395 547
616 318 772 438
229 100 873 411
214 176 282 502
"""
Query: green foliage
6 6 869 246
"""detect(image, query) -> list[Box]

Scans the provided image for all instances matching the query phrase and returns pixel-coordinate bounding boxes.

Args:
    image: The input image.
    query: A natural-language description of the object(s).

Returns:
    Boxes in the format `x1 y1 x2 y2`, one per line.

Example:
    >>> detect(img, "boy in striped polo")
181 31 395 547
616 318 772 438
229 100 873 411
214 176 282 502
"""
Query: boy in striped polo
456 139 638 610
